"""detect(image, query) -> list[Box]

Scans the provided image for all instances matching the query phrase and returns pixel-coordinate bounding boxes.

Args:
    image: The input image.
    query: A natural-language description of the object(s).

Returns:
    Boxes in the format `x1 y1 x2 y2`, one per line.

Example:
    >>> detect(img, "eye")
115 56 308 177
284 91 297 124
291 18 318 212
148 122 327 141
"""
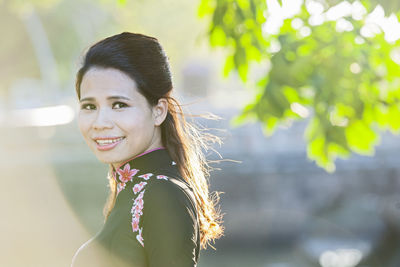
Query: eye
80 103 95 110
113 102 128 109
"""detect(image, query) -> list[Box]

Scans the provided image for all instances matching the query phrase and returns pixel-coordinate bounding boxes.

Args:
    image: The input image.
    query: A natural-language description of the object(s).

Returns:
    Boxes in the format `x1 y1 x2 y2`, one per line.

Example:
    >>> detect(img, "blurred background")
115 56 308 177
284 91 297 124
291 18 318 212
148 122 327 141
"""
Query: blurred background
1 0 400 266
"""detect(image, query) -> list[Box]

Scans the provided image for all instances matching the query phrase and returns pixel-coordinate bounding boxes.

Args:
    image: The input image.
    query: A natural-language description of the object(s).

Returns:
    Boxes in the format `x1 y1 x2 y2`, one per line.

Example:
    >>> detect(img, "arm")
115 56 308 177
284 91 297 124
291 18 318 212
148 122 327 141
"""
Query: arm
142 179 199 267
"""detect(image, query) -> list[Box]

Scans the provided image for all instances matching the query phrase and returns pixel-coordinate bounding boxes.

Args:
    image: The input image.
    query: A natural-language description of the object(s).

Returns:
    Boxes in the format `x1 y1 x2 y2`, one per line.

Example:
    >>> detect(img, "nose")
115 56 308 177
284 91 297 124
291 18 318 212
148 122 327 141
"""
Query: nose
92 108 113 130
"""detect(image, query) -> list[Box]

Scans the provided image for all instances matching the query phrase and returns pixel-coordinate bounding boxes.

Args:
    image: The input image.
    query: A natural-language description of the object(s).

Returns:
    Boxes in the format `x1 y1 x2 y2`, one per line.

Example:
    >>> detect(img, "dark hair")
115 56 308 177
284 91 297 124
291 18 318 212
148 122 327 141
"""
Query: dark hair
76 33 171 104
75 32 223 248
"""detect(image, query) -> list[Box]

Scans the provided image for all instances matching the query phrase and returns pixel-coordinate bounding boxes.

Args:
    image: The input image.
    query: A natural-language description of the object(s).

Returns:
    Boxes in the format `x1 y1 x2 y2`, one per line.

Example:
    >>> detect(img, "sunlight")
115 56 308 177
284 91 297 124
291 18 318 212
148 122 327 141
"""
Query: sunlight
306 0 324 15
1 105 75 127
325 1 352 21
263 0 400 43
319 248 363 267
263 0 302 34
290 102 310 118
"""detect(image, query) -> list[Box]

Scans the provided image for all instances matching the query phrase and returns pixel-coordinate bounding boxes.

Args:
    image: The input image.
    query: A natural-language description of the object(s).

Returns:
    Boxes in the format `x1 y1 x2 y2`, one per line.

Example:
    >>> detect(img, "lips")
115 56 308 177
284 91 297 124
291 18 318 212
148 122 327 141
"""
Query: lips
94 136 125 145
93 136 125 151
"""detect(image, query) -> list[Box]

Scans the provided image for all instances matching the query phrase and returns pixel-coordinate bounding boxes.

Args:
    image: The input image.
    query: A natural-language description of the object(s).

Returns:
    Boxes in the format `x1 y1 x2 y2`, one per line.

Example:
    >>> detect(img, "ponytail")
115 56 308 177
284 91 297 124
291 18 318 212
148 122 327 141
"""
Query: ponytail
103 96 224 249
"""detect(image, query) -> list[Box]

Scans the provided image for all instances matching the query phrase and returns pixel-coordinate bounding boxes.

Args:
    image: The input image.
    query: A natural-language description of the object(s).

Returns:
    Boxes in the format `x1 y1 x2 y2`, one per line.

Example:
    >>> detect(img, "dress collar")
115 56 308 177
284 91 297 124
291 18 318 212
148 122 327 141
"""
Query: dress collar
111 147 177 185
112 147 165 172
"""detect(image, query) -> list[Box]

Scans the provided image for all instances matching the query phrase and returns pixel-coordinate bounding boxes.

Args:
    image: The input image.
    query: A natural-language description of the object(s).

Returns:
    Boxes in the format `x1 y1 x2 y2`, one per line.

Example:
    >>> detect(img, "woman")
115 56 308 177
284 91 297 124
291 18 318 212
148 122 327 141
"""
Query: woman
71 32 223 267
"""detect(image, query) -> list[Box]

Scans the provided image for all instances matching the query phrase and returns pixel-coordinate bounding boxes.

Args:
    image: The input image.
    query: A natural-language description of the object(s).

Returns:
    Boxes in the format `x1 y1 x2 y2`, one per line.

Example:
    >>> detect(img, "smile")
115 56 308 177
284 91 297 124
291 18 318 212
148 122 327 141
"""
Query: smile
94 137 125 151
95 137 125 145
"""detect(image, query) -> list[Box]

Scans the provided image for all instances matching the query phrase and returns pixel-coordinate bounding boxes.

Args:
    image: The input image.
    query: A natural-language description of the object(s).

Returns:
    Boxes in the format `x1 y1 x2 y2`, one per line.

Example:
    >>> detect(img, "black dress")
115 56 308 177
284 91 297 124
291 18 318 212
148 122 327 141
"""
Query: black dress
71 148 200 267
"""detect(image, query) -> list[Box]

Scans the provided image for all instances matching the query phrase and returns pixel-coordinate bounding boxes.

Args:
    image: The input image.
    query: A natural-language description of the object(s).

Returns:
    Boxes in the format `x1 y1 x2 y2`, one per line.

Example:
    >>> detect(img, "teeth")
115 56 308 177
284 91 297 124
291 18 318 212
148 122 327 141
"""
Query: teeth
96 137 124 145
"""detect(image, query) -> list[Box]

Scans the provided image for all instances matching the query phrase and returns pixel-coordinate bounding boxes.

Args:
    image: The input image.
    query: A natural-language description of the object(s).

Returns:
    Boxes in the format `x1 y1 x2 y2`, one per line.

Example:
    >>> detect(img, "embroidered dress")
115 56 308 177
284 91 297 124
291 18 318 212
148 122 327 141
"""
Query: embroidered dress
71 148 200 267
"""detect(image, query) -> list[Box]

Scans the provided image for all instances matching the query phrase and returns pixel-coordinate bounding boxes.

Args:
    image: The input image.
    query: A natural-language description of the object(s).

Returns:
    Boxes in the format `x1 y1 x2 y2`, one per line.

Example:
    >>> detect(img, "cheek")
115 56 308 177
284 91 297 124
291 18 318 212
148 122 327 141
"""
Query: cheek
119 110 154 134
77 113 91 137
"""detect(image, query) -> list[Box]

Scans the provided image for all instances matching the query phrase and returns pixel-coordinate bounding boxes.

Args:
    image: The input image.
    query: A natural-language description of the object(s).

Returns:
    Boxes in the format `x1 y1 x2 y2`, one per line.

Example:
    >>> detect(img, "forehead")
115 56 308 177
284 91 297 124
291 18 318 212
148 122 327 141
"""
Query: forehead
80 67 138 97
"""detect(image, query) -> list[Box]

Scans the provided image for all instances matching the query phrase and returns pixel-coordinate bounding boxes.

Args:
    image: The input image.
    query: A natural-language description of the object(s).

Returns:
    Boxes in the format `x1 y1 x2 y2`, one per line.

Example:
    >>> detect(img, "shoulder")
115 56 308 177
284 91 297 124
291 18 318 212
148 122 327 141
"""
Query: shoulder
130 172 197 218
142 174 197 214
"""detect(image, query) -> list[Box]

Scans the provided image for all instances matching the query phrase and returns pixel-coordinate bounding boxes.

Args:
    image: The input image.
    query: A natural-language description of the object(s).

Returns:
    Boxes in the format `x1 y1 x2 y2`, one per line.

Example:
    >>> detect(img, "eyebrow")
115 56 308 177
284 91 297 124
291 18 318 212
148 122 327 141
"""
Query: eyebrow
79 96 131 103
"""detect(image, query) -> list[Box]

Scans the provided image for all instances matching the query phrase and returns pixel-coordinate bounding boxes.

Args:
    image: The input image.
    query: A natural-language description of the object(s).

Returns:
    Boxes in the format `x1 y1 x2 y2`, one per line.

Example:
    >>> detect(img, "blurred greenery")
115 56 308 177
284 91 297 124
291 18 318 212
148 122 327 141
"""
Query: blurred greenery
4 0 400 172
199 0 400 172
1 0 207 100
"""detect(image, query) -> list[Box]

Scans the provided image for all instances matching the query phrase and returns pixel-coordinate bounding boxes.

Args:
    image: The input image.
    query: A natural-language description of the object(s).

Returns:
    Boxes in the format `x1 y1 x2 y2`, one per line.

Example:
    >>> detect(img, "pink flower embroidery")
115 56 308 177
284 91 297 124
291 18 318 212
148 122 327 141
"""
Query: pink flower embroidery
136 190 145 201
156 175 169 180
132 209 142 219
131 200 143 215
131 184 147 247
133 182 147 194
138 173 153 180
135 194 144 203
117 164 138 183
134 197 144 210
136 228 144 247
117 182 126 194
132 217 140 232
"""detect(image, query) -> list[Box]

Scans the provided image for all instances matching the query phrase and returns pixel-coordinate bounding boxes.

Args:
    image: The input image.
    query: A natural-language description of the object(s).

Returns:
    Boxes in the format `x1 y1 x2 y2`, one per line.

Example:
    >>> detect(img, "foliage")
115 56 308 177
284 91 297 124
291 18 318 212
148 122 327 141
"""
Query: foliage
319 0 400 14
199 0 400 172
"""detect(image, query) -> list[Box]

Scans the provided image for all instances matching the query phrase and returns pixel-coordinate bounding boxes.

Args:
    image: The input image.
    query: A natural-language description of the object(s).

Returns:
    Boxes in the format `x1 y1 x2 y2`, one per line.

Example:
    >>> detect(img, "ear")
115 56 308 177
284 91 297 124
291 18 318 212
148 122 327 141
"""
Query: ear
152 98 168 126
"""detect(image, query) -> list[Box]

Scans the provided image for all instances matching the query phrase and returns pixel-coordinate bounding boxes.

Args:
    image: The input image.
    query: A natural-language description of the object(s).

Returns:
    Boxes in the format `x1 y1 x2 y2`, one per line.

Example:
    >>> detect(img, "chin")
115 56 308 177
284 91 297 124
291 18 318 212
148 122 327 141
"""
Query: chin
94 155 117 165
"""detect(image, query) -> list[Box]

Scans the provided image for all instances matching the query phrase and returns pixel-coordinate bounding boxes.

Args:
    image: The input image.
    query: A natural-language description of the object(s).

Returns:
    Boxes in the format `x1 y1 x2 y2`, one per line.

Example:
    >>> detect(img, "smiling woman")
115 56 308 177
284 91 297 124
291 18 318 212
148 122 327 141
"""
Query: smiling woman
71 32 224 267
78 67 166 167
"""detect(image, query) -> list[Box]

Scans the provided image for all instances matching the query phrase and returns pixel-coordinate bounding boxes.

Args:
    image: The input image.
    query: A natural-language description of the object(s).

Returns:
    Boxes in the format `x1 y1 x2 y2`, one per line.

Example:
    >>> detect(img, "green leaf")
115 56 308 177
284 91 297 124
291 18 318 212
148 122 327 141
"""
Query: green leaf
261 116 279 136
282 86 301 103
200 0 400 172
223 55 235 77
387 103 400 132
209 26 227 46
345 120 378 154
118 0 126 5
198 0 215 17
307 136 336 172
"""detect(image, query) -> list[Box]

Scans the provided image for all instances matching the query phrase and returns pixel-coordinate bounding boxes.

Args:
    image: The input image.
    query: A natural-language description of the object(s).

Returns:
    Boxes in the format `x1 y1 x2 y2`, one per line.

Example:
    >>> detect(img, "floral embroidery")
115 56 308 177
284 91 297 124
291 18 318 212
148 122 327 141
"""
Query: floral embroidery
136 228 144 247
133 182 147 194
117 164 139 183
131 188 146 247
130 173 169 247
131 217 140 232
117 182 126 195
156 175 169 180
131 190 145 214
138 173 153 180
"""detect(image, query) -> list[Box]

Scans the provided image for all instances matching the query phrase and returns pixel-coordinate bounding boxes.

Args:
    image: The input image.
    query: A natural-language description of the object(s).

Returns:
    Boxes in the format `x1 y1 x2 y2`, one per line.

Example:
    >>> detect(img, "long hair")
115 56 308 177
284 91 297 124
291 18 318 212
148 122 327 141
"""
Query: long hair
75 32 223 248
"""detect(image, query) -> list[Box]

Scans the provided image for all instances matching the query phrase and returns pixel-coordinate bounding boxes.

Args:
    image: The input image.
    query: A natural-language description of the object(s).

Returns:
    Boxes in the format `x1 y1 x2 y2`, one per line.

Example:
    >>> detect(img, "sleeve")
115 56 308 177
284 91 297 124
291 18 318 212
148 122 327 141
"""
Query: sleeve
142 179 199 267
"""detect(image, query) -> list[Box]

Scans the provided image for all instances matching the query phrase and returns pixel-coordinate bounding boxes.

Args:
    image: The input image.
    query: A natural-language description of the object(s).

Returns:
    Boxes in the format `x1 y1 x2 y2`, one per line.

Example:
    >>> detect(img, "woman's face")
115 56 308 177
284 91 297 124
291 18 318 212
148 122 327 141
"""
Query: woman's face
78 67 163 169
